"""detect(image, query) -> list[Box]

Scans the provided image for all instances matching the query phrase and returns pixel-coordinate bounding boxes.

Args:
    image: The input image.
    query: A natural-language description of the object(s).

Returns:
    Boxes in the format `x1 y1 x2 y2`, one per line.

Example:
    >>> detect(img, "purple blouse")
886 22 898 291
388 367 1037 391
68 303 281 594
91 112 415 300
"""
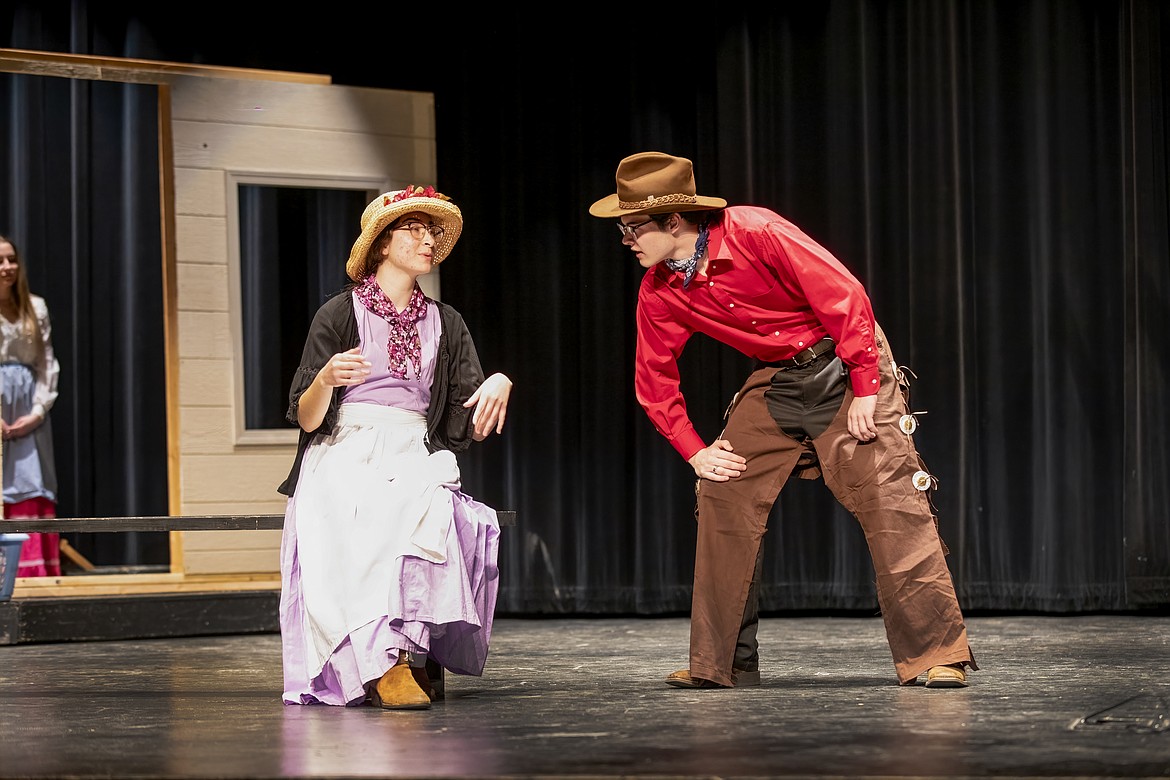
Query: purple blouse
343 291 441 413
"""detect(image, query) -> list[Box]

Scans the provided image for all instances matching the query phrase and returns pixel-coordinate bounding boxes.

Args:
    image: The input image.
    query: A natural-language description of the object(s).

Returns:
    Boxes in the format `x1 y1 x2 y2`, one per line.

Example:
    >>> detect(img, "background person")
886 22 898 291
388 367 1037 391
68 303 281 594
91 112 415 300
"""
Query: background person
589 153 976 690
0 233 60 577
277 187 513 710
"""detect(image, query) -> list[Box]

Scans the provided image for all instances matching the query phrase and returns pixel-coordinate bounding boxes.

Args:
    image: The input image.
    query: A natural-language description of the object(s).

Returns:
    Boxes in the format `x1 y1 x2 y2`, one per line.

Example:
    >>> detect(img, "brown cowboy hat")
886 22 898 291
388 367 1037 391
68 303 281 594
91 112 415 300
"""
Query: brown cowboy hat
589 152 727 218
346 186 463 281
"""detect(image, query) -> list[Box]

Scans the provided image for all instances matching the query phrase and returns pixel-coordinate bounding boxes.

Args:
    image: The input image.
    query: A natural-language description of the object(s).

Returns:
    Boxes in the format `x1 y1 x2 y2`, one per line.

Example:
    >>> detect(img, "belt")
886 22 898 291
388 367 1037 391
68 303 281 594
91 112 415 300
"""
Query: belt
759 337 835 369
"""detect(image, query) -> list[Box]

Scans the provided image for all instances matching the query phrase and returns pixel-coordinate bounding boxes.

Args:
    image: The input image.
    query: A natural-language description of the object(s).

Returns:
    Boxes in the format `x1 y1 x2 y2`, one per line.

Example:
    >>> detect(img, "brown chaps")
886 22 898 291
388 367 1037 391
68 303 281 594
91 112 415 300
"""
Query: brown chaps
689 325 977 686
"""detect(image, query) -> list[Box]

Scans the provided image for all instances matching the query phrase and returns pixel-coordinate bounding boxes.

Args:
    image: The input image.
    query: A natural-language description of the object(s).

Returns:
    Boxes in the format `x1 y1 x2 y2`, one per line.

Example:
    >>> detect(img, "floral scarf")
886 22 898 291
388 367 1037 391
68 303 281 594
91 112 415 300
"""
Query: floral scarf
354 274 429 380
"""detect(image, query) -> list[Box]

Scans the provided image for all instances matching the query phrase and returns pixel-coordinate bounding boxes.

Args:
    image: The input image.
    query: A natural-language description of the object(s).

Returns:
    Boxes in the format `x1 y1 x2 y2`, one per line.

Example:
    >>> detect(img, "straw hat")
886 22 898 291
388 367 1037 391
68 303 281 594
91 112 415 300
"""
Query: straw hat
346 186 463 281
589 152 727 218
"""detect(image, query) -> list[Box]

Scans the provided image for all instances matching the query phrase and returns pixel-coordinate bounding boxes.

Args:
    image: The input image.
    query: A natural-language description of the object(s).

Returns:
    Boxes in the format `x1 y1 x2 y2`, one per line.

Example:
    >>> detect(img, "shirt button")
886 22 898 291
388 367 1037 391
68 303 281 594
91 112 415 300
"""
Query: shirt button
752 320 757 325
871 379 878 384
774 331 780 336
708 281 714 287
797 341 804 347
728 303 734 308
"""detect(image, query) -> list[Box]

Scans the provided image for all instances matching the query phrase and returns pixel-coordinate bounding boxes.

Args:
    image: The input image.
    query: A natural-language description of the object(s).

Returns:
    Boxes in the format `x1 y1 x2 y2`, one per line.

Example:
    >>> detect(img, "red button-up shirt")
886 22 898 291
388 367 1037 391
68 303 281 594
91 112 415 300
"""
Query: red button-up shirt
635 205 880 461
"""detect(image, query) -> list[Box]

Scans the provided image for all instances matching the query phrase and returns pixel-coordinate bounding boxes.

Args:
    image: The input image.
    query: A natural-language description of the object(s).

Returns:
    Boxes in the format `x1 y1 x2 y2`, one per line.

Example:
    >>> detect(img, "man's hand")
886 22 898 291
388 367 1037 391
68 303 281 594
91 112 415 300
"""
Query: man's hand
847 395 878 441
688 439 747 481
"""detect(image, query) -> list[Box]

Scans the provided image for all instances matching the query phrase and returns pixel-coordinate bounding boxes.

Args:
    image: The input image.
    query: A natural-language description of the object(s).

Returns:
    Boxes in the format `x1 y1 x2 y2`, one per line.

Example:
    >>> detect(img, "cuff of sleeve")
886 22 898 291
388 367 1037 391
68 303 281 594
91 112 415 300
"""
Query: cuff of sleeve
672 429 707 463
849 366 881 397
31 404 46 419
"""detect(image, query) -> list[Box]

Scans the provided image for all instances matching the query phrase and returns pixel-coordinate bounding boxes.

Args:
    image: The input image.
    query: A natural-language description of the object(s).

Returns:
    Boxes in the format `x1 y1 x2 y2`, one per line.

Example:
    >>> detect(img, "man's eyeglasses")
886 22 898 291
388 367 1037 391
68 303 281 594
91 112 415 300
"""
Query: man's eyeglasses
616 218 657 238
394 220 445 241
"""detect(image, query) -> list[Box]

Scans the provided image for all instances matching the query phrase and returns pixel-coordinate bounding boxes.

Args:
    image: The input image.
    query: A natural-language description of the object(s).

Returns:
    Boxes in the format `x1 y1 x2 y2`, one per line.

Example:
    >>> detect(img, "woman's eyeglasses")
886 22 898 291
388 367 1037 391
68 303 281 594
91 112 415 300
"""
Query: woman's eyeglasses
394 221 445 241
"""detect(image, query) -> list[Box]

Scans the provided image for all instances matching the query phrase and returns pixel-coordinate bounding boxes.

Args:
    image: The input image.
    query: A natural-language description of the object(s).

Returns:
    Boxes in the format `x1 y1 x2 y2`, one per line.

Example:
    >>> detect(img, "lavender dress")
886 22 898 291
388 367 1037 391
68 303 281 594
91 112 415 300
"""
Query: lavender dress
278 294 500 706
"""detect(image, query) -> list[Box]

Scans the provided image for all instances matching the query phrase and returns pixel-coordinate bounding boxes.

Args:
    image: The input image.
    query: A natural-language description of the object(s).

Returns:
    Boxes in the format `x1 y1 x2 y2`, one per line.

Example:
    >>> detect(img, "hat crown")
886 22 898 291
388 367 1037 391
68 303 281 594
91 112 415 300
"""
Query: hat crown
588 151 725 218
616 152 697 203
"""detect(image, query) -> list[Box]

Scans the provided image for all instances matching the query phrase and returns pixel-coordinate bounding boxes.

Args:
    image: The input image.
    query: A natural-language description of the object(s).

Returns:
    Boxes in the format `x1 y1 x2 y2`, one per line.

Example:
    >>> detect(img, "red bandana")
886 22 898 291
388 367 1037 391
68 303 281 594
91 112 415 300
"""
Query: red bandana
354 275 428 380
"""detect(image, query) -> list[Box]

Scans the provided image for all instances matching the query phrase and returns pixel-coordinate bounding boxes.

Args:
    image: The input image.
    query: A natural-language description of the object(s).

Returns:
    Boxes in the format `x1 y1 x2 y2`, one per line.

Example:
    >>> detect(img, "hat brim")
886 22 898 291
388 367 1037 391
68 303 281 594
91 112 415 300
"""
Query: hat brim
346 198 463 281
588 193 727 219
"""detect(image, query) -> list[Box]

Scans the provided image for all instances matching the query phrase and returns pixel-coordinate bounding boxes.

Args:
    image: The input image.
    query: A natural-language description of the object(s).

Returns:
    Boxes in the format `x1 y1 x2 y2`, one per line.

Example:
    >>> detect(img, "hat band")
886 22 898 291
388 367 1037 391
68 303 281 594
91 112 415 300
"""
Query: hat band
618 193 699 210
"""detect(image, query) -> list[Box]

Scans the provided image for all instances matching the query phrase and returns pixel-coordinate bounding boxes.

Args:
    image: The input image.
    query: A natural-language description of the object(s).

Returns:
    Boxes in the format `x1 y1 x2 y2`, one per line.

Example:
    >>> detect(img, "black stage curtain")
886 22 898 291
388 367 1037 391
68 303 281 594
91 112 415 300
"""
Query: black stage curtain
436 1 1170 614
0 71 169 565
3 0 1166 610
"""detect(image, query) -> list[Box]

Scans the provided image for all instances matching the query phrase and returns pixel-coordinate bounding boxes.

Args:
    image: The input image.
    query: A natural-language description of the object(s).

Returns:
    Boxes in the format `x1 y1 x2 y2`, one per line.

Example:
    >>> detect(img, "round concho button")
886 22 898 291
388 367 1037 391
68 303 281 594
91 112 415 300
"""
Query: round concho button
899 414 918 435
912 470 933 491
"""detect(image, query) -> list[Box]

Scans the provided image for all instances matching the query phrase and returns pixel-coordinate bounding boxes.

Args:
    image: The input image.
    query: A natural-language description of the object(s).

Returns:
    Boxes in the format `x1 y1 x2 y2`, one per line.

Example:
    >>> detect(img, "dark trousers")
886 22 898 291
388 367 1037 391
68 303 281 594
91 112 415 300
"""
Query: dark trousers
689 325 976 686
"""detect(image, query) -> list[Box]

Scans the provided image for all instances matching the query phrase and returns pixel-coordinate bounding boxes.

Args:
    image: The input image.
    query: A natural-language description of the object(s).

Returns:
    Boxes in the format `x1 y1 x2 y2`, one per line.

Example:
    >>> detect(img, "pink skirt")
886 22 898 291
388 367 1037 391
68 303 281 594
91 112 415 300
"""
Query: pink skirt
4 496 60 577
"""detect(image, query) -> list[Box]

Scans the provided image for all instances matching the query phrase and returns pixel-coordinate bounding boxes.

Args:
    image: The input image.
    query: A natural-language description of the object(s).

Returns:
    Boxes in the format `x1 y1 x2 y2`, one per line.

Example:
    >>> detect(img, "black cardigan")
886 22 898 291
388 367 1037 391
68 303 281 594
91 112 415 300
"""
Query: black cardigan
277 289 486 497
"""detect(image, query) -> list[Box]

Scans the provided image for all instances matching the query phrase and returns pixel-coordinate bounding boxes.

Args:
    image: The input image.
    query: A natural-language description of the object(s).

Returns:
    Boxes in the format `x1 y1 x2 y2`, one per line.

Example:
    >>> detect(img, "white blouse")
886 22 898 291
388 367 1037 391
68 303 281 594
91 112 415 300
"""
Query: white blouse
0 294 60 417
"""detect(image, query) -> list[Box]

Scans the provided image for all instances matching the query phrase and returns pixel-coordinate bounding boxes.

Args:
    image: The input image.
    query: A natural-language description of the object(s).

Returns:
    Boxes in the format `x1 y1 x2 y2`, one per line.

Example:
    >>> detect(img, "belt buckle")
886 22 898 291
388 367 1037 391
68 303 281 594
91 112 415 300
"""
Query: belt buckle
775 338 830 370
791 346 817 367
792 338 830 368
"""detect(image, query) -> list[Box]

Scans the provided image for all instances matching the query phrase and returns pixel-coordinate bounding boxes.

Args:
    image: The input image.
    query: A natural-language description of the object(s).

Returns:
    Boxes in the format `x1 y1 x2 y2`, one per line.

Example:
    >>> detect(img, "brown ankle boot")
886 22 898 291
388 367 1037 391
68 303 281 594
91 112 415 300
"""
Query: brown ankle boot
370 662 431 710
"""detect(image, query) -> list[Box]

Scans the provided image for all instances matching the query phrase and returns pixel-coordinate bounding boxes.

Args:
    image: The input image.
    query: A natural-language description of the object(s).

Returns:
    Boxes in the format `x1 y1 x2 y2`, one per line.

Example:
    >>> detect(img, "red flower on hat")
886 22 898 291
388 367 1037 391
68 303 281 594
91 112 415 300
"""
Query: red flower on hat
386 185 451 206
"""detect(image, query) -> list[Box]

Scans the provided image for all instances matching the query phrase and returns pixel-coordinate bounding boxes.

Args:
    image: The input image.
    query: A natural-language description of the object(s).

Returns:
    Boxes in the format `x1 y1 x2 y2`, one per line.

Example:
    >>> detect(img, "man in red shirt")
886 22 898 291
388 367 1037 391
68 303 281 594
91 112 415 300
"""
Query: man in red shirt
590 152 976 690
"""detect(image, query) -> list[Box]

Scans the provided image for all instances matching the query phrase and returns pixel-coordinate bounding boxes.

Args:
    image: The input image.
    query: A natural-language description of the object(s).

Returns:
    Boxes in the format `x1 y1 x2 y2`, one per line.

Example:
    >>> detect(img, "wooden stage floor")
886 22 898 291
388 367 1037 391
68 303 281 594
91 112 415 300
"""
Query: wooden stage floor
0 614 1167 779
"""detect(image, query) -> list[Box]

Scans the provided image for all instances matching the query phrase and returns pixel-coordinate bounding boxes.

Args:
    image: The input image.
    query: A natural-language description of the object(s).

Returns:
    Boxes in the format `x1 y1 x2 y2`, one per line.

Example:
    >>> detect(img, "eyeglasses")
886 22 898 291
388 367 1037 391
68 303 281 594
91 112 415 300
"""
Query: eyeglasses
616 218 657 239
394 220 445 241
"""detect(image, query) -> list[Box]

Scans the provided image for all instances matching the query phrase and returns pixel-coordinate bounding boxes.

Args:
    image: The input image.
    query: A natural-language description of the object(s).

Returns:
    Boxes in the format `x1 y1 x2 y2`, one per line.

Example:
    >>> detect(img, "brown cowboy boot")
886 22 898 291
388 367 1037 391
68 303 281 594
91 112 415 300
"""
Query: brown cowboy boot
665 668 761 688
370 661 431 710
924 663 968 688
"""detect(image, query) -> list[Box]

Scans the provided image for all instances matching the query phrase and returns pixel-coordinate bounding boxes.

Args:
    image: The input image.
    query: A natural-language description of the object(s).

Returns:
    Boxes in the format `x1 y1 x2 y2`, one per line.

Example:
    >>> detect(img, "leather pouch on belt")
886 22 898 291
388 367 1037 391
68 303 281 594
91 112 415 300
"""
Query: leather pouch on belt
763 354 847 440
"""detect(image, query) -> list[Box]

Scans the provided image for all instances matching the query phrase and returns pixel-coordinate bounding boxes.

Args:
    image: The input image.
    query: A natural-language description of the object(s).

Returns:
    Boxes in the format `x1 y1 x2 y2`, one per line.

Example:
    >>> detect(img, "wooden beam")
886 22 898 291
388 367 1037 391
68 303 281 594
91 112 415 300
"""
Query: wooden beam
0 48 331 84
1 511 517 534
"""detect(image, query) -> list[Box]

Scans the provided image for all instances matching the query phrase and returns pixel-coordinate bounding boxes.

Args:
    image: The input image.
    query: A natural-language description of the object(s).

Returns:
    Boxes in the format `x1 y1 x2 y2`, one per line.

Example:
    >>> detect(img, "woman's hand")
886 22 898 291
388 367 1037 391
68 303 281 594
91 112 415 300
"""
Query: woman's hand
465 373 512 440
2 413 42 441
318 347 371 388
297 348 371 432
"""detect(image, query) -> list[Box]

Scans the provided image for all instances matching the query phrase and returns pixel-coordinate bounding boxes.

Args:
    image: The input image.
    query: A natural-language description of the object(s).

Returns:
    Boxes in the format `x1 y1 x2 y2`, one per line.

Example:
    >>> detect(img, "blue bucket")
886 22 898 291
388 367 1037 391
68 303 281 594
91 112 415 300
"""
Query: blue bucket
0 533 29 602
